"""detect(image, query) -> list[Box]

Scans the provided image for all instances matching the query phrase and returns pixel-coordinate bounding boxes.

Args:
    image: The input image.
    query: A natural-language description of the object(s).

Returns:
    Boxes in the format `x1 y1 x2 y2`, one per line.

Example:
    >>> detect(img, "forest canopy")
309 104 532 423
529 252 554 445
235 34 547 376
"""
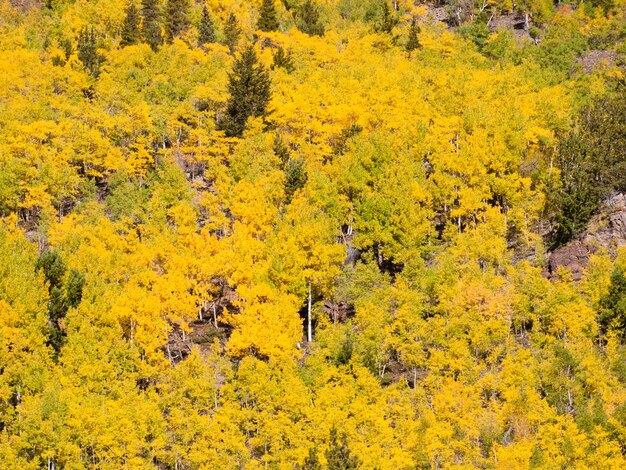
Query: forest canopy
1 0 626 468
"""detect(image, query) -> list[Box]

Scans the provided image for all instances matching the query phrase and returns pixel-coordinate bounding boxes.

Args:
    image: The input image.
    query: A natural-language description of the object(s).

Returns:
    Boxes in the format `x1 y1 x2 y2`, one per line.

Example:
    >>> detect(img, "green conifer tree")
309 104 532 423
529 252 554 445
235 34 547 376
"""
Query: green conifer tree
120 1 141 47
406 17 420 54
77 27 103 76
35 250 66 290
35 252 83 356
141 0 163 51
325 427 359 470
599 266 626 340
66 269 85 309
271 46 294 73
375 1 398 34
298 0 324 36
284 158 307 203
218 46 271 137
60 37 73 59
303 446 322 469
273 133 290 167
257 0 280 32
223 12 241 54
550 84 626 246
198 5 216 46
164 0 190 43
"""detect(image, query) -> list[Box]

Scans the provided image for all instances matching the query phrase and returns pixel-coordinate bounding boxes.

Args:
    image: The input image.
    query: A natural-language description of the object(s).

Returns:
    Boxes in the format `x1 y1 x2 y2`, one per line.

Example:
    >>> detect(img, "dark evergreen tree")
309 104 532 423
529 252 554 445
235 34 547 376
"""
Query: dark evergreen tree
66 269 85 309
198 5 216 46
257 0 279 32
51 55 65 67
164 0 190 43
332 123 363 155
273 133 290 167
406 17 420 54
284 158 307 203
120 1 141 47
599 266 626 341
60 37 73 59
550 132 600 246
141 0 163 51
218 46 271 138
298 0 324 36
302 446 322 470
589 0 615 13
271 46 294 73
35 250 66 289
35 252 84 356
325 427 359 470
281 0 295 11
77 27 103 76
549 83 626 246
47 285 67 326
375 1 398 34
223 12 241 54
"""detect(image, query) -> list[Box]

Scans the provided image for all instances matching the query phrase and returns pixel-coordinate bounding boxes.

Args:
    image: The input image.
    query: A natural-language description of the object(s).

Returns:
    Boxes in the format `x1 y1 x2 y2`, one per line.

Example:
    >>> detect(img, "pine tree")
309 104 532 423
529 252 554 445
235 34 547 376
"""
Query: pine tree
35 252 83 356
406 18 420 54
303 446 322 469
198 5 216 46
141 0 163 51
550 84 626 246
271 46 294 73
325 427 359 470
599 266 626 341
218 46 271 137
66 269 85 309
223 12 241 54
284 158 307 203
164 0 190 43
77 27 103 76
35 250 66 290
60 37 73 59
332 123 363 155
375 1 398 34
298 0 324 36
257 0 279 32
120 1 141 47
273 133 290 167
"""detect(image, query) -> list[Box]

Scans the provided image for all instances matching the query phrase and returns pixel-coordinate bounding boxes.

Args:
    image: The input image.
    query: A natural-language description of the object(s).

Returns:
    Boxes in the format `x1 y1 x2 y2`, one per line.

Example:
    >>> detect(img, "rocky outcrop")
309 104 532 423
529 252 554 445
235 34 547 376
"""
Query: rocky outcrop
425 5 451 25
548 193 626 280
321 300 355 324
578 50 619 74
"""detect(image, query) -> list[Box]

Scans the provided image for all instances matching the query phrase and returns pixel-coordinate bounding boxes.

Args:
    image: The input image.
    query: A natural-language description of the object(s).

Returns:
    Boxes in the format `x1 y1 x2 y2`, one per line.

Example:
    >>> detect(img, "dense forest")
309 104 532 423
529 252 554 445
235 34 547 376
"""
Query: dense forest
1 0 626 468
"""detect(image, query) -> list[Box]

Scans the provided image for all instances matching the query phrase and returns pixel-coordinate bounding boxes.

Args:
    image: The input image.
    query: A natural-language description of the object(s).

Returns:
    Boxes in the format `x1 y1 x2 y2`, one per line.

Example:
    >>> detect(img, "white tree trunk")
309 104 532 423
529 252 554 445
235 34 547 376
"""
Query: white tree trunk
307 282 313 343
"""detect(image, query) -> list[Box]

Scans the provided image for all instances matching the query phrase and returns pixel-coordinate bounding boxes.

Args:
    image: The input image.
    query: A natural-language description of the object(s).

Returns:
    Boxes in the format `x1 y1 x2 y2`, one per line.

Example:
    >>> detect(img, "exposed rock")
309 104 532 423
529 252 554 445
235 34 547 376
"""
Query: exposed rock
548 240 591 281
489 14 527 32
322 300 355 323
164 320 230 365
578 50 619 74
344 244 361 267
9 0 41 12
425 5 451 25
548 193 626 280
163 278 238 364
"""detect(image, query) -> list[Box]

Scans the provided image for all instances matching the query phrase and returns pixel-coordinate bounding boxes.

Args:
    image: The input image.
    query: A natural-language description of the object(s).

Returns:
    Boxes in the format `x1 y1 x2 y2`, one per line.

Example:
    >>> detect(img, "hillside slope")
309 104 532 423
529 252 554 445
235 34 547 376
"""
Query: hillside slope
1 0 626 468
